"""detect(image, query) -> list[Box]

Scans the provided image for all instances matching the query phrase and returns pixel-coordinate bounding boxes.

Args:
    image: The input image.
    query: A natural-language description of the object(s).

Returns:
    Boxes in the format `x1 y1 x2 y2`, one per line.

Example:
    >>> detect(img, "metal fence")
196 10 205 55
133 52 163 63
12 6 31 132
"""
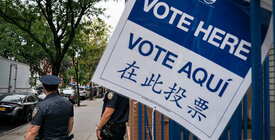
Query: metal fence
135 0 275 139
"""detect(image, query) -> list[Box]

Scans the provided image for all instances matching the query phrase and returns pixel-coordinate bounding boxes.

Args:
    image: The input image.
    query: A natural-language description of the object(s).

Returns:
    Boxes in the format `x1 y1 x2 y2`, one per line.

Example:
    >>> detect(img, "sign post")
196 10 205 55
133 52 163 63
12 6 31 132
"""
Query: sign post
92 0 272 139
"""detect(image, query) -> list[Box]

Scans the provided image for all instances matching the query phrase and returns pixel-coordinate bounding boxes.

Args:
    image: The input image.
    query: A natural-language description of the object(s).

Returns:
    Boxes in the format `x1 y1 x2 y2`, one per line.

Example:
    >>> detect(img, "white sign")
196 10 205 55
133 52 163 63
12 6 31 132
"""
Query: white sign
92 0 272 139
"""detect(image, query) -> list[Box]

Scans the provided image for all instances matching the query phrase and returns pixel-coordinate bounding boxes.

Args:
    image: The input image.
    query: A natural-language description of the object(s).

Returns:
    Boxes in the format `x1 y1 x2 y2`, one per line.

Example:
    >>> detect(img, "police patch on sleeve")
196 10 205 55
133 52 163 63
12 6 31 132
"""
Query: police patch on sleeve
32 107 38 118
107 92 114 100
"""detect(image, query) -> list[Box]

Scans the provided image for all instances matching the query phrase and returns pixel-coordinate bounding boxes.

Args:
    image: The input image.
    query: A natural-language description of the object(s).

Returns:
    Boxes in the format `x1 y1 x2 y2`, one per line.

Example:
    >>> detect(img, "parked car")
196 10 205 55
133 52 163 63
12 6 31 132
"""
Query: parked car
62 89 76 104
77 86 88 100
37 92 46 101
29 87 38 96
38 90 68 101
0 92 39 122
36 86 43 95
92 85 104 98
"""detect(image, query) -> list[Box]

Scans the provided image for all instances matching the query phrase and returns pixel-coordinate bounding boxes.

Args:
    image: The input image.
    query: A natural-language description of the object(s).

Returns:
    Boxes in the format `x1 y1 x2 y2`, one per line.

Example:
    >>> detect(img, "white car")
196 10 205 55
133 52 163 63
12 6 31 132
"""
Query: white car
62 89 76 104
78 86 88 99
38 92 46 100
29 87 38 95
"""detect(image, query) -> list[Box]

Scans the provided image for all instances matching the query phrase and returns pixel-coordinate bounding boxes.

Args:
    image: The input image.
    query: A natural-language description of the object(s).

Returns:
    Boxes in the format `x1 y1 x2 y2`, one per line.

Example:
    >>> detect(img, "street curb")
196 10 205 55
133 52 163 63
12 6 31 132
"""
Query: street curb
0 122 30 137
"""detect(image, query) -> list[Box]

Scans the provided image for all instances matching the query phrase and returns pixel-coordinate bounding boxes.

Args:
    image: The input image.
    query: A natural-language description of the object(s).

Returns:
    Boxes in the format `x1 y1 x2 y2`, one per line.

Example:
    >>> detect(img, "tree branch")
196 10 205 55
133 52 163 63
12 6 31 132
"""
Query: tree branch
44 0 58 44
36 0 48 19
0 9 52 59
58 1 70 40
60 3 87 65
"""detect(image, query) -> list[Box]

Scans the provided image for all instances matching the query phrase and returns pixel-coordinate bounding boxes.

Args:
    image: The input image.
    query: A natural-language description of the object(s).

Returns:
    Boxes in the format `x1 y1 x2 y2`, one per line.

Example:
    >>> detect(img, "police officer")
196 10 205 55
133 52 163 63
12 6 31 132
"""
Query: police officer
96 90 129 140
25 75 74 140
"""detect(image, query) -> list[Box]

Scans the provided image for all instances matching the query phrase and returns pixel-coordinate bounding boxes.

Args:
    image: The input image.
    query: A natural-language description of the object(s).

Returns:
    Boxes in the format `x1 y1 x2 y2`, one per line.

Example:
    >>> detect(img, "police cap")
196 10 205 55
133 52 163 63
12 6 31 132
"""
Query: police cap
40 75 61 85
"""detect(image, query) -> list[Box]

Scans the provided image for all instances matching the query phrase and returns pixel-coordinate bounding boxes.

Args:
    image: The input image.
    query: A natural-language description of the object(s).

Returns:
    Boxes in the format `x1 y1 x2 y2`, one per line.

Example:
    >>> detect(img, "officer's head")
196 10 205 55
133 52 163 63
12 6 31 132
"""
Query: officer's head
40 75 61 92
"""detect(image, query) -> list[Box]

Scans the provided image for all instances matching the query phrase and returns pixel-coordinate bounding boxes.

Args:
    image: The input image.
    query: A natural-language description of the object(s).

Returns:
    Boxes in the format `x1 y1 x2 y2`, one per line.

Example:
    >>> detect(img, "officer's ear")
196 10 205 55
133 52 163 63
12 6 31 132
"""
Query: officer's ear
43 86 46 93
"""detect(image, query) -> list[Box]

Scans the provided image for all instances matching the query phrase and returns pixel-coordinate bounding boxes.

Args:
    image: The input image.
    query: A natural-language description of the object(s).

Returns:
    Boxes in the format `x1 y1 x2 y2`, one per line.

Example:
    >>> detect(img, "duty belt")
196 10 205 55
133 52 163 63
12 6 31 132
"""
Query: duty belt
109 122 125 128
42 134 74 140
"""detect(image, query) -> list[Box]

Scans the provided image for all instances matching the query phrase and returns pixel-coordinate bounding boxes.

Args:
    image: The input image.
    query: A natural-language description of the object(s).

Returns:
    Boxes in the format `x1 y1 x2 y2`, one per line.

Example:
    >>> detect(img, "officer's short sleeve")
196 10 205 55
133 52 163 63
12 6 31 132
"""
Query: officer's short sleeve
31 103 44 125
105 92 119 108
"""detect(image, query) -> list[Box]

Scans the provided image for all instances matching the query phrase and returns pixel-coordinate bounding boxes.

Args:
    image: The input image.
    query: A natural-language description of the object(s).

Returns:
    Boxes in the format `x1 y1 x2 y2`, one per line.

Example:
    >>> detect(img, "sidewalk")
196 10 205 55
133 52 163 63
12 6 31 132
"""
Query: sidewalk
0 98 274 140
0 98 103 140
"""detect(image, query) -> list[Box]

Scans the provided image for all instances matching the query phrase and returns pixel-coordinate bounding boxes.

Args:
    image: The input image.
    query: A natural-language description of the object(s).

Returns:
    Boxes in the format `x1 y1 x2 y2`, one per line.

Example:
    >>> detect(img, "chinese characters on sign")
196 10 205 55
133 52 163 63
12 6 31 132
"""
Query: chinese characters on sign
119 60 208 121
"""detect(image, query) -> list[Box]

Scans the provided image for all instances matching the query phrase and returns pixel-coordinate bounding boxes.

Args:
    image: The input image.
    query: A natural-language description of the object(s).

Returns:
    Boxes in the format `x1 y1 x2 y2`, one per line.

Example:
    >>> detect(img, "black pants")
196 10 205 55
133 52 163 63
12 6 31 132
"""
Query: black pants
100 123 126 140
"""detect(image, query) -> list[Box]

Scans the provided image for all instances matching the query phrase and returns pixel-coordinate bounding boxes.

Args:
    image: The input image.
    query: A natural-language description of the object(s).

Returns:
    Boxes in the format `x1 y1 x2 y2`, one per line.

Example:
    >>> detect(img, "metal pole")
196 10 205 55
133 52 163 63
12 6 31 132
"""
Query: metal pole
230 103 242 140
161 114 164 140
144 106 152 140
138 103 142 140
169 119 181 140
152 107 156 140
169 119 174 140
264 56 270 140
273 0 275 134
243 94 248 139
250 0 263 139
183 128 190 140
219 124 228 140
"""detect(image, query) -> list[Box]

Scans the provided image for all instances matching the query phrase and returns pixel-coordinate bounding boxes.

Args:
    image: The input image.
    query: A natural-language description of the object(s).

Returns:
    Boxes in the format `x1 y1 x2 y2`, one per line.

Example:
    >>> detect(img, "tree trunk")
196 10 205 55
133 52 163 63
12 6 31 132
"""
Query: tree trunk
76 68 80 106
72 56 80 106
89 82 93 100
52 61 61 76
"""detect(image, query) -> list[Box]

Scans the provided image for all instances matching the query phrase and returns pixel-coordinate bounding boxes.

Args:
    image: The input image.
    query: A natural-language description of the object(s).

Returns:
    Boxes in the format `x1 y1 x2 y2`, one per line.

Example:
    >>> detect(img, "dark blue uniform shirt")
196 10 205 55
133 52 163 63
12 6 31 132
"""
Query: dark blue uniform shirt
31 92 74 139
102 91 129 123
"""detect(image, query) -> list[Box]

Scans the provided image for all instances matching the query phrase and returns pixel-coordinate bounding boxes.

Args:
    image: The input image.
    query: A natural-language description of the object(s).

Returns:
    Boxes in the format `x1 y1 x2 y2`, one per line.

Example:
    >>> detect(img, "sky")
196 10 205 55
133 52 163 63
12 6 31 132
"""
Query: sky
96 0 125 33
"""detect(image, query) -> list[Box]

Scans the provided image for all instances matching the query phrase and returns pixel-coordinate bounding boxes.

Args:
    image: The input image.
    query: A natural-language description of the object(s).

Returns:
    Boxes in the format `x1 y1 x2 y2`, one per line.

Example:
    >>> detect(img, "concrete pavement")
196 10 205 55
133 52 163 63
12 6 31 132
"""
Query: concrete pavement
0 98 103 140
72 99 102 140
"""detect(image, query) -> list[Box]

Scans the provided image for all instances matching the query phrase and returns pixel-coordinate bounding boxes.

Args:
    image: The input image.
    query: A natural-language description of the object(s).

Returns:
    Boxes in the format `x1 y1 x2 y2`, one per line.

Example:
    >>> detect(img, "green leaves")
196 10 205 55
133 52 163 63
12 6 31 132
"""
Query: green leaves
0 0 107 76
65 17 110 85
